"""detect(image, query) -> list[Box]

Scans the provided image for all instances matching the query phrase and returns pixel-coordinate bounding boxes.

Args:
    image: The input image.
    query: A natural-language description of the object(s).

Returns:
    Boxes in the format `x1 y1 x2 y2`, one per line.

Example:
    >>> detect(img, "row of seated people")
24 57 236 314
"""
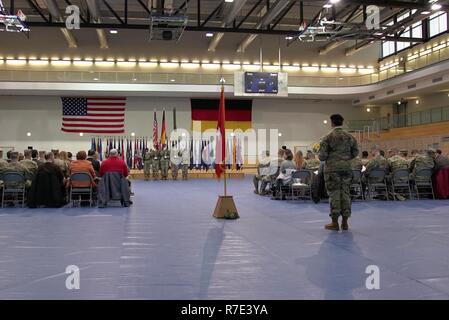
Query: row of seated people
253 146 449 201
0 149 132 208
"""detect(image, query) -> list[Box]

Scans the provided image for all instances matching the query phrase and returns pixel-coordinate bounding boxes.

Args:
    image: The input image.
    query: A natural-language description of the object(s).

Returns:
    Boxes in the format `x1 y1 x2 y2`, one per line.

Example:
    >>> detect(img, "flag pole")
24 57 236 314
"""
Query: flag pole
221 79 227 197
213 77 238 220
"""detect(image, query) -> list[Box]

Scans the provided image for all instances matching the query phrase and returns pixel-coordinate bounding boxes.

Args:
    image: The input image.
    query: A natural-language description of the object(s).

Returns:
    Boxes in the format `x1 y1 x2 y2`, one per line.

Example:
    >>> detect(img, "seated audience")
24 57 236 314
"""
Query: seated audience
410 149 435 181
387 148 409 175
37 150 46 165
271 149 296 200
257 149 284 195
97 149 132 207
364 146 389 182
0 151 33 188
69 151 98 188
351 155 363 171
294 150 306 170
87 149 101 176
0 150 6 166
304 151 321 171
100 149 129 177
67 152 73 162
432 149 449 172
20 149 38 179
253 150 271 194
28 152 66 208
361 151 370 166
31 149 39 164
53 150 69 177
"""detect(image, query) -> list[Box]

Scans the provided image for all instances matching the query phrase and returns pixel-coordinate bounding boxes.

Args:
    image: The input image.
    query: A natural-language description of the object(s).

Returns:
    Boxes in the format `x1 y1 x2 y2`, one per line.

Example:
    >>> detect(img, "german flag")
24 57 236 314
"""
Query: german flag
191 99 252 132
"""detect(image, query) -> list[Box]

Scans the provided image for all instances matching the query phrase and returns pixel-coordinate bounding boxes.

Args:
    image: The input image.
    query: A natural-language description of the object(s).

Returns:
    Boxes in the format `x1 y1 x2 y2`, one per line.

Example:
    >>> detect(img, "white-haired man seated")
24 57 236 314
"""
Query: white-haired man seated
99 149 129 178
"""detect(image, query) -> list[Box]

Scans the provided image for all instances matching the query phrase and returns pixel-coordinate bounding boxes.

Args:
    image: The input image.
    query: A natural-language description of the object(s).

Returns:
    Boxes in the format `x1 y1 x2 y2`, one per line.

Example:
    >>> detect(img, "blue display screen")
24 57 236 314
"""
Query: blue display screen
244 72 278 94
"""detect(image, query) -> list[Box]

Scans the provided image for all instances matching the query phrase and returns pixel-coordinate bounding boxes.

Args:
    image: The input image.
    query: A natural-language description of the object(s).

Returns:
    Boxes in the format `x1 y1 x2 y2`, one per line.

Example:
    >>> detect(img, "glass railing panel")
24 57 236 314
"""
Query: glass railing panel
421 110 431 124
29 71 48 81
47 71 66 81
0 70 11 81
431 108 442 122
133 72 151 83
411 112 421 126
11 71 30 81
442 106 449 121
65 71 83 82
149 73 168 83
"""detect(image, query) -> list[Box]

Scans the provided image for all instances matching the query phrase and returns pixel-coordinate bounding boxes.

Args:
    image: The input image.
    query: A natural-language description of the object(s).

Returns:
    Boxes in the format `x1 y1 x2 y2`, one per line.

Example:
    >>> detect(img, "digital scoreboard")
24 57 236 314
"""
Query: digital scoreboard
244 72 279 94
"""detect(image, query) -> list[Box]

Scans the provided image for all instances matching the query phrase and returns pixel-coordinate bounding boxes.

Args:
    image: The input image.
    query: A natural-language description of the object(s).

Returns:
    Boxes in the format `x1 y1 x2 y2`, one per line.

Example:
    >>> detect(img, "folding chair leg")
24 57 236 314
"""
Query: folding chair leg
1 189 4 208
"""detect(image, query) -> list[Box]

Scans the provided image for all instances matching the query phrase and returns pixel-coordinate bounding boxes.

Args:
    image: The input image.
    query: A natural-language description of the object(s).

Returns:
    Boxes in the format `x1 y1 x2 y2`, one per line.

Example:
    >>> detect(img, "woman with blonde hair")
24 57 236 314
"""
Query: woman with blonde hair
294 150 305 170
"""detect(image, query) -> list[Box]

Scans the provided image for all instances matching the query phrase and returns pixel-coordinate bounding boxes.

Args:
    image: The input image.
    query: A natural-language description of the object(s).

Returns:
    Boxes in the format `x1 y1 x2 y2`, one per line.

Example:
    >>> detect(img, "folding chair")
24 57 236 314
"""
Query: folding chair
366 169 389 200
291 170 312 201
350 170 364 200
1 172 26 208
69 172 94 207
391 169 412 200
414 169 435 200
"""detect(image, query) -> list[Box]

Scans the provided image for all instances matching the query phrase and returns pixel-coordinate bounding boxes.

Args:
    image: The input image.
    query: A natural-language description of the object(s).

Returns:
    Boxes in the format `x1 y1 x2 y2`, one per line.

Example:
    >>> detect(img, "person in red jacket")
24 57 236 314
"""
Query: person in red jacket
99 149 129 177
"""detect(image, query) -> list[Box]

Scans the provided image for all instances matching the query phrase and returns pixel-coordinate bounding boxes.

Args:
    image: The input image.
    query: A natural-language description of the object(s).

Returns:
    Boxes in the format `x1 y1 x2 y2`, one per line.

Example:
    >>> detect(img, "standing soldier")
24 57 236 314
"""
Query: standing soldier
151 147 160 180
160 144 170 180
181 147 190 180
319 114 359 231
170 144 182 180
143 148 152 181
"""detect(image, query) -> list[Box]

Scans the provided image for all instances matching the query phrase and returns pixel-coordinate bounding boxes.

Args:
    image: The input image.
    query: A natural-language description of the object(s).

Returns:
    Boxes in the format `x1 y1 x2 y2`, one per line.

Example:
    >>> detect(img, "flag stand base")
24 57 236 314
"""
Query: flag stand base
213 196 239 219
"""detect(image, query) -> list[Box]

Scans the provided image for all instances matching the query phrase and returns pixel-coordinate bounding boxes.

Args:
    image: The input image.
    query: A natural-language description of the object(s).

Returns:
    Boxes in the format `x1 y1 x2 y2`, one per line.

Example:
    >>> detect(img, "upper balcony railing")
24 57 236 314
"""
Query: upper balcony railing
347 105 449 132
1 33 449 87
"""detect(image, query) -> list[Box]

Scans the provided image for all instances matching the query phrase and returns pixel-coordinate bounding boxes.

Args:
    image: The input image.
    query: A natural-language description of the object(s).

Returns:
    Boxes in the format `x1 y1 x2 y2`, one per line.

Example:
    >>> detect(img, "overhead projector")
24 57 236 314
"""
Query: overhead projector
149 13 188 41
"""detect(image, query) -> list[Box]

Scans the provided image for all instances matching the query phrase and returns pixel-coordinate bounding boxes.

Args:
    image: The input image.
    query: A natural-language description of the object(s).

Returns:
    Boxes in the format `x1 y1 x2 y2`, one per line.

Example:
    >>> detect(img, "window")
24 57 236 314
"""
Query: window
380 10 424 59
429 12 448 37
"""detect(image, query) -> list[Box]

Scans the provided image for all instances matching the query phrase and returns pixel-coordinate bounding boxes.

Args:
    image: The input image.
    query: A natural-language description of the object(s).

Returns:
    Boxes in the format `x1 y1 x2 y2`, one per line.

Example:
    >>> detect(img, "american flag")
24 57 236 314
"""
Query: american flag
61 97 126 134
153 110 159 150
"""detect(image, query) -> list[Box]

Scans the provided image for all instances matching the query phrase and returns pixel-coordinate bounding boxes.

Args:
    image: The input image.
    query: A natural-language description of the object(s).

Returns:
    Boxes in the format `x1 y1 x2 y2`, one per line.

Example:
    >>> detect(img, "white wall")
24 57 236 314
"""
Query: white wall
0 95 367 158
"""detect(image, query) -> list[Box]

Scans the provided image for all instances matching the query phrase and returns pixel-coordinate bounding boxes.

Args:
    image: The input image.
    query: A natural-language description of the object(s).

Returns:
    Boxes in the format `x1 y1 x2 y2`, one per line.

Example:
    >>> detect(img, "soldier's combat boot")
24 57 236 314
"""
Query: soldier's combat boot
341 217 349 231
325 218 340 231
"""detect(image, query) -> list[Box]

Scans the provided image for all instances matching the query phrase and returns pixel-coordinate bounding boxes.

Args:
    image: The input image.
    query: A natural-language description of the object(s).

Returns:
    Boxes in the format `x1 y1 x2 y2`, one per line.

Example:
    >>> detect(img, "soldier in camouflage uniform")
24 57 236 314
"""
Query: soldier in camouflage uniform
351 156 363 171
181 148 190 180
319 114 359 231
364 147 389 182
20 150 38 182
410 150 435 182
304 151 321 171
387 148 409 177
160 144 170 180
143 148 152 181
0 151 33 189
170 145 182 180
151 148 160 180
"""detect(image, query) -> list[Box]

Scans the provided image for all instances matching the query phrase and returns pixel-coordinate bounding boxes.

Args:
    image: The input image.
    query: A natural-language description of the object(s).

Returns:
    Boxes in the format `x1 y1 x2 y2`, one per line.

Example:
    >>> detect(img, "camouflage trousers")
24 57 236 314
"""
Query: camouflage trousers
160 161 169 180
144 161 152 180
324 171 353 219
181 164 189 180
171 164 179 180
151 162 160 180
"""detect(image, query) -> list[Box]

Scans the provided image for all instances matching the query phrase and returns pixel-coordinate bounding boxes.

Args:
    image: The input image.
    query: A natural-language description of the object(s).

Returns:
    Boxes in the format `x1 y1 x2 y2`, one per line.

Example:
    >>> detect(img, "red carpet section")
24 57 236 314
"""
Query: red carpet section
191 99 252 132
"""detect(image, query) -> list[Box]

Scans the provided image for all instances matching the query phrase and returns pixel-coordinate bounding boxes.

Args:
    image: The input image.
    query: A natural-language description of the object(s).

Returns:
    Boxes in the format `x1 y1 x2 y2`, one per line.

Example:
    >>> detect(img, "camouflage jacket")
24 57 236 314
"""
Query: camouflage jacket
351 157 363 171
365 155 389 174
387 155 409 173
304 158 321 171
410 154 434 173
318 127 359 173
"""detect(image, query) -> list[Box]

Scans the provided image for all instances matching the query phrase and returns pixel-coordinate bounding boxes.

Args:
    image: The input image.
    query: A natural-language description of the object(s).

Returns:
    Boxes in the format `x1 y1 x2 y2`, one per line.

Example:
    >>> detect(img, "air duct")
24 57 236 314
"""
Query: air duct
237 0 294 53
86 0 109 49
42 0 78 48
208 0 249 52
